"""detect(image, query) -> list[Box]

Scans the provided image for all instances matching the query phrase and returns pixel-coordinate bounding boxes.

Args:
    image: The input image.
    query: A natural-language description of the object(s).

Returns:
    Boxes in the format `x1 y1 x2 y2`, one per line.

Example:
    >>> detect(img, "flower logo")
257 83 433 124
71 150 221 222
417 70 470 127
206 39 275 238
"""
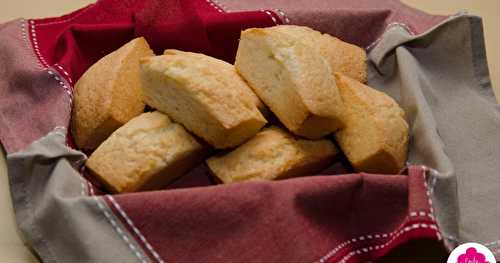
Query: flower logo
457 247 489 263
447 242 495 263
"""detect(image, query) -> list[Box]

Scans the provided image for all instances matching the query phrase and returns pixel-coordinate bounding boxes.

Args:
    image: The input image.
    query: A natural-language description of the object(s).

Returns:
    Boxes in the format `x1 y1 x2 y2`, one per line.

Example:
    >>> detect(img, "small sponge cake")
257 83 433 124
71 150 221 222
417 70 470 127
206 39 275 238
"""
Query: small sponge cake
206 126 338 183
140 51 267 149
72 37 154 150
86 111 205 193
235 27 345 139
334 74 409 174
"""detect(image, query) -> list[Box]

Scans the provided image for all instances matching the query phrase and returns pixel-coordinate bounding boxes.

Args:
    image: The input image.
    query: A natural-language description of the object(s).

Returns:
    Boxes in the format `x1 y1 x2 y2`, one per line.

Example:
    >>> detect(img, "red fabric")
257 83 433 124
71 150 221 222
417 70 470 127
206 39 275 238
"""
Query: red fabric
12 0 450 261
30 0 278 85
107 166 440 262
217 0 447 48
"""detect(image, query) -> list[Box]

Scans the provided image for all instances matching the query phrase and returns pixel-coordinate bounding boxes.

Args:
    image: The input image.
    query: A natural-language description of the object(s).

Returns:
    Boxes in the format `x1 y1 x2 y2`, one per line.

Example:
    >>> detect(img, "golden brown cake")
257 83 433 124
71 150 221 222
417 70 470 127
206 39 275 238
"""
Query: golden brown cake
140 51 267 149
71 37 154 150
235 27 345 139
86 111 205 193
268 25 367 83
334 74 409 174
163 49 266 113
206 126 338 183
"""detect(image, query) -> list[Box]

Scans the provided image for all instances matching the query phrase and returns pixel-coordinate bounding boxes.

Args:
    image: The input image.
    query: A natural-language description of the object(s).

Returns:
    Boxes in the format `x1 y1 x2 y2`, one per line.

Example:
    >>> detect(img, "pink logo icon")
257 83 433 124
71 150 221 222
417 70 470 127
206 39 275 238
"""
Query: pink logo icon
457 247 490 263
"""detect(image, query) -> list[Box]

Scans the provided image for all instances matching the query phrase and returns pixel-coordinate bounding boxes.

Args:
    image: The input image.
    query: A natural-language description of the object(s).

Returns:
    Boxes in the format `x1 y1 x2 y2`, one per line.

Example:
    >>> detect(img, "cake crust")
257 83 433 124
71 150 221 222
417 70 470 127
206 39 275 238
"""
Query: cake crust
207 126 338 183
86 111 205 193
72 37 154 150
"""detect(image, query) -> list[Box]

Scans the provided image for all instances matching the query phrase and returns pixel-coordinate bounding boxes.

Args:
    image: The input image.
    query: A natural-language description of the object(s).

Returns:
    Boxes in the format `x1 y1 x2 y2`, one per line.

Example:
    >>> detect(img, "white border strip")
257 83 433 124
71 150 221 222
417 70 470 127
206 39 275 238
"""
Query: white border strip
94 196 148 263
107 196 164 263
205 0 224 13
421 166 442 241
20 19 43 69
316 209 436 263
261 10 278 25
275 9 290 24
28 19 74 105
335 223 439 263
35 4 95 27
54 63 73 85
29 20 49 68
366 22 415 51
